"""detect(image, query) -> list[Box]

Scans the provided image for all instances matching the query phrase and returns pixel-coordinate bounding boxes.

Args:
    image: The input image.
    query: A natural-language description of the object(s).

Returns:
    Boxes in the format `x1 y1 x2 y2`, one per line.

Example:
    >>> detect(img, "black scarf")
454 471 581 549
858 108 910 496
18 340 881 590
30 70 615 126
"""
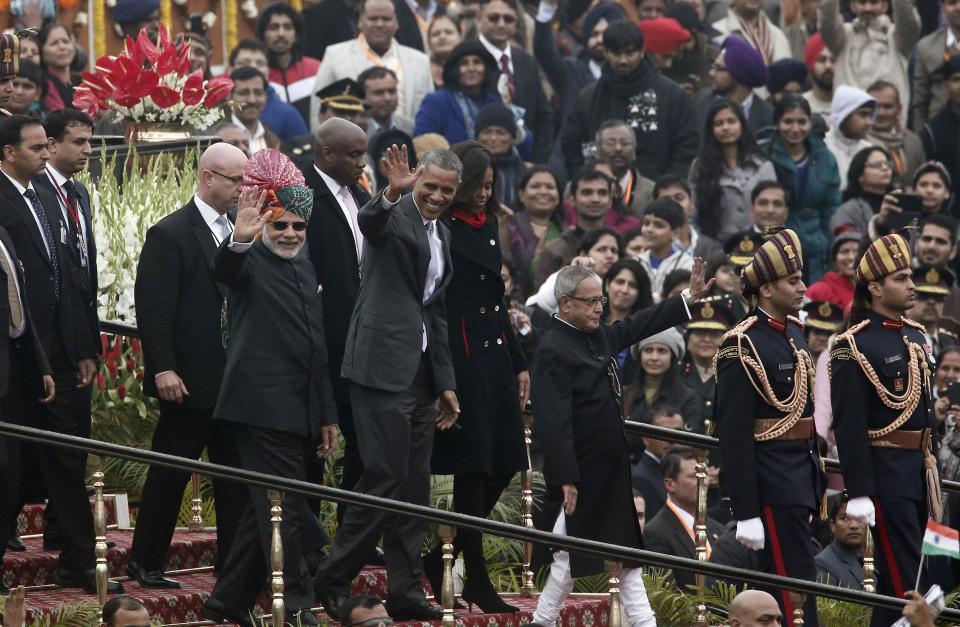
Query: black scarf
590 58 659 135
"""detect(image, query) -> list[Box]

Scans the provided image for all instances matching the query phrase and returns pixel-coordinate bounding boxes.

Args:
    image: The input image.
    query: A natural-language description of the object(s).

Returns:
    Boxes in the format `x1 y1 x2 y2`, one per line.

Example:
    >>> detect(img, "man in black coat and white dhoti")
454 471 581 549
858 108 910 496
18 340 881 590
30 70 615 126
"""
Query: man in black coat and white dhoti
530 259 713 627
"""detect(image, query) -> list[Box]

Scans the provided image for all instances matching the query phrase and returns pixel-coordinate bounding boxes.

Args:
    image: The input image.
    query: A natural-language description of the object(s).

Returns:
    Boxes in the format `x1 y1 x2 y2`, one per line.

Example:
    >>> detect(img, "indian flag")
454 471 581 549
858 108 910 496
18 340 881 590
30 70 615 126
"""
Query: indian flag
922 520 960 559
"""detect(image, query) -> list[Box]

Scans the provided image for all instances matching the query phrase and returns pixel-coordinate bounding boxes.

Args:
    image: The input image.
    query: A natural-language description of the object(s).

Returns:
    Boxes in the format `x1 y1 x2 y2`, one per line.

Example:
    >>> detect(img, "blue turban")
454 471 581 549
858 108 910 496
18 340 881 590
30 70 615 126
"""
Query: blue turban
110 0 161 23
721 35 768 89
582 2 628 42
766 58 808 95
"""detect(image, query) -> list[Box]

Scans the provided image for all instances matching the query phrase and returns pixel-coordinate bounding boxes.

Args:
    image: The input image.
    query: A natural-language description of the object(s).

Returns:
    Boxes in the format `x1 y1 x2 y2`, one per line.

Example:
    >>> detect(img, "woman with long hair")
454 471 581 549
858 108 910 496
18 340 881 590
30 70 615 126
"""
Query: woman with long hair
428 15 463 88
426 141 528 613
603 258 653 382
498 165 565 300
766 94 841 282
39 22 77 111
829 146 897 238
689 98 776 241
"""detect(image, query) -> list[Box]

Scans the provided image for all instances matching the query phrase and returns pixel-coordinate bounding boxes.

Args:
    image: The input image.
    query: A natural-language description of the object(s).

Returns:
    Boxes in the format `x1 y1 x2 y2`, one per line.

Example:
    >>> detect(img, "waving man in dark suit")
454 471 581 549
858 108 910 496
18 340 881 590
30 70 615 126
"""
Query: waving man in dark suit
315 145 461 622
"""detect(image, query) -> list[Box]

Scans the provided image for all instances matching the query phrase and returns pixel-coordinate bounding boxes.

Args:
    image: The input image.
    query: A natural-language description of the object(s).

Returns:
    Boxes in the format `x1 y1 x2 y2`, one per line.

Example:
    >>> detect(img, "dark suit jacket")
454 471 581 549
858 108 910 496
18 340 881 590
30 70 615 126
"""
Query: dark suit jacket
631 452 667 519
213 239 338 438
643 503 722 590
302 165 370 407
34 173 99 358
302 0 359 61
392 0 445 53
341 191 455 393
0 173 95 374
508 46 554 164
815 539 864 589
135 200 229 409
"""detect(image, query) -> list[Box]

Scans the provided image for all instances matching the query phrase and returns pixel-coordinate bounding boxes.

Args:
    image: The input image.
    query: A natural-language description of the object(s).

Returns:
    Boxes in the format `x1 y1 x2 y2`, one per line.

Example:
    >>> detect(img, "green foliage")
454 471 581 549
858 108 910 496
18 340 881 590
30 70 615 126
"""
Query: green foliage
0 596 106 627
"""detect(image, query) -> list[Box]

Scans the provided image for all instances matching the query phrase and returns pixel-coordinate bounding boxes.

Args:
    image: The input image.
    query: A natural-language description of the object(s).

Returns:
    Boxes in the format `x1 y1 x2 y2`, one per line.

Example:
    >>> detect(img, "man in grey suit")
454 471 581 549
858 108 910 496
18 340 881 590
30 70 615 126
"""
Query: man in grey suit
913 0 960 129
314 146 461 622
814 496 866 590
203 178 339 627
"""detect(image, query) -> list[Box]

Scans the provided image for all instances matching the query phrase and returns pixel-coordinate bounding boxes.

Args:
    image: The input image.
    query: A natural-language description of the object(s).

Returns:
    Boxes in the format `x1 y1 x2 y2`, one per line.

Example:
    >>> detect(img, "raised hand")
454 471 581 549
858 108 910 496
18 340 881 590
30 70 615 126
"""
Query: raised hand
381 144 422 203
233 188 269 244
687 256 715 302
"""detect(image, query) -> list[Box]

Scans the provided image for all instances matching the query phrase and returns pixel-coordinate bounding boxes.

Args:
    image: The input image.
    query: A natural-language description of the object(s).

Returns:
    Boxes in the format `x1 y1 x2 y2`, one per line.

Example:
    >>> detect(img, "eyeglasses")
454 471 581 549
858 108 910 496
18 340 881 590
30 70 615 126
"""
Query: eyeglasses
346 619 395 627
566 295 608 307
486 12 517 23
917 292 947 303
865 159 895 171
209 169 244 185
269 220 308 232
599 139 634 148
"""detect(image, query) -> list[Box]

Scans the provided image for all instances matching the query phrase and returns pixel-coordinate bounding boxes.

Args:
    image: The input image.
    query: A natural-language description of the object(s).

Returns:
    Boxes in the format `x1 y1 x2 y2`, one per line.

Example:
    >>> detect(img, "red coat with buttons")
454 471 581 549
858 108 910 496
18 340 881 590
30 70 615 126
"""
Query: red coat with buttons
431 212 528 476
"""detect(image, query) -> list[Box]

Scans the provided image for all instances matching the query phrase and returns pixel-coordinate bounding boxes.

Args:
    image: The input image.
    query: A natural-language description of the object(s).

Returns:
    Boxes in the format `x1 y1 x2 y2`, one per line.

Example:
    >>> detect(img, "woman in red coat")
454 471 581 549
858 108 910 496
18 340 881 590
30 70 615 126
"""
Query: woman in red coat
804 231 861 311
425 141 529 613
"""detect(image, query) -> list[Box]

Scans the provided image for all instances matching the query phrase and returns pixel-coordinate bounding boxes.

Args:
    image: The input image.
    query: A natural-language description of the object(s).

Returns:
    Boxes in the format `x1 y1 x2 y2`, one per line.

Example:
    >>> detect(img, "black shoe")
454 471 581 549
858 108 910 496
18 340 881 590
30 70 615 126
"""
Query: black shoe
202 598 256 627
42 535 66 552
53 569 124 594
287 608 321 625
6 534 26 552
461 577 520 614
125 561 181 589
313 582 349 622
386 598 444 621
368 546 386 566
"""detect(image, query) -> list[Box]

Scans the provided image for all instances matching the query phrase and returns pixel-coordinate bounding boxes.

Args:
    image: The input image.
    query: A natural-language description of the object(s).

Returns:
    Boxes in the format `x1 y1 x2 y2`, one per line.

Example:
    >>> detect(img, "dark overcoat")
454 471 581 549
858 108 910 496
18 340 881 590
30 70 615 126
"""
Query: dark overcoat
431 213 527 476
531 295 688 577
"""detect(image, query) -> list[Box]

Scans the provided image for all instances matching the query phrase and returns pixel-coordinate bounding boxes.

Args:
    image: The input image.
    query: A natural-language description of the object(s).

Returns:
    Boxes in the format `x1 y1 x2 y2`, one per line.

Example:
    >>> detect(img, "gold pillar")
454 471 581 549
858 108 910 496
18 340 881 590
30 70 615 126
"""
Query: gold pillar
269 490 285 626
93 456 108 610
692 449 709 627
438 524 457 627
605 561 622 627
520 407 535 597
790 593 804 626
189 473 203 530
862 530 875 593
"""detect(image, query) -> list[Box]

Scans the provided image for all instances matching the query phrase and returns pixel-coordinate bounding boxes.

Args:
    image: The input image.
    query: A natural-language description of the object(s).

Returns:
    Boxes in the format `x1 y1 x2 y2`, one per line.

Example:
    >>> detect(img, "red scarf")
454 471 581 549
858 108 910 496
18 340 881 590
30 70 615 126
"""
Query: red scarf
451 207 487 229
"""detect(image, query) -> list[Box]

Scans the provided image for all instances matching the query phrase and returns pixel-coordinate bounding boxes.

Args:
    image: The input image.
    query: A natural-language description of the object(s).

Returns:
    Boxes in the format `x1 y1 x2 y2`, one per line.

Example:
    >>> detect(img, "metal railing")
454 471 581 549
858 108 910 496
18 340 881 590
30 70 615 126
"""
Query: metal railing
2 422 958 625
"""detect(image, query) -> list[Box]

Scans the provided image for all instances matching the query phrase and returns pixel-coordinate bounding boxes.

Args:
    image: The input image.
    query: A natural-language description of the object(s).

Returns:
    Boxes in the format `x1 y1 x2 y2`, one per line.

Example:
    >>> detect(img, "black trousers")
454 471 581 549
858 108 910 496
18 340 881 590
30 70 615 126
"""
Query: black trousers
870 497 927 627
760 505 819 627
130 401 245 572
335 399 363 524
210 422 318 612
314 355 436 606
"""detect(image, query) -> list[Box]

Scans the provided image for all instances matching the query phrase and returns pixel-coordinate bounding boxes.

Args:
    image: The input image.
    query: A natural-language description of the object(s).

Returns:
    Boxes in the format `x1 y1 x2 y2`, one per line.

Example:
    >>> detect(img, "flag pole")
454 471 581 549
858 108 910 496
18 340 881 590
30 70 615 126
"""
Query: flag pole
914 556 923 594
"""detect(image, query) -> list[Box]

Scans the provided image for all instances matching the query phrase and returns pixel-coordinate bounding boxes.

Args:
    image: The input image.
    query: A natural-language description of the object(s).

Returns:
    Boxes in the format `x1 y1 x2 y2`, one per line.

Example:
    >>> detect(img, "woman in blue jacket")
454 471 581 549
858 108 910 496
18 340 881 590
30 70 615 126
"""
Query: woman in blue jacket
414 40 533 158
765 95 841 283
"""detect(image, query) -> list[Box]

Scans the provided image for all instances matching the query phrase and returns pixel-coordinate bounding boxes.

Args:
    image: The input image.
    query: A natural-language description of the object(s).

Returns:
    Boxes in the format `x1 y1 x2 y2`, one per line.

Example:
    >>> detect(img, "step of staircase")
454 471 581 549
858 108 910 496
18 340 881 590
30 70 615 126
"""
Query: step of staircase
16 497 122 536
21 570 611 627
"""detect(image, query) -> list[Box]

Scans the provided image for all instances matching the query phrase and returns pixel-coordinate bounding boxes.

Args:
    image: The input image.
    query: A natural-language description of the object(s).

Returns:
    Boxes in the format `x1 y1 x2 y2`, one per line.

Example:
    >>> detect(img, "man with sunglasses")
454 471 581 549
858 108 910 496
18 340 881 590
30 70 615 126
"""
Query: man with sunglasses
530 258 710 627
130 143 248 589
908 266 957 360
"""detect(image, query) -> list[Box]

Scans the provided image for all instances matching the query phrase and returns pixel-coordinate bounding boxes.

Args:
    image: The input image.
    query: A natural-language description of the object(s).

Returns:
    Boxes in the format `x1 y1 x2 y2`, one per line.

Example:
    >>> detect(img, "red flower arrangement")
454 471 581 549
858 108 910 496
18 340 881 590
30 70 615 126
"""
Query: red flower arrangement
73 25 233 130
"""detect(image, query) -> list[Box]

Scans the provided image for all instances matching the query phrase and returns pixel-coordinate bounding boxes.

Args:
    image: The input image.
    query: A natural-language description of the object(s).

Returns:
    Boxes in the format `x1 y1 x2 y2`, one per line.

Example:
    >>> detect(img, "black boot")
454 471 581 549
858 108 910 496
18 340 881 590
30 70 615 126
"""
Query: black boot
460 569 519 614
422 546 465 609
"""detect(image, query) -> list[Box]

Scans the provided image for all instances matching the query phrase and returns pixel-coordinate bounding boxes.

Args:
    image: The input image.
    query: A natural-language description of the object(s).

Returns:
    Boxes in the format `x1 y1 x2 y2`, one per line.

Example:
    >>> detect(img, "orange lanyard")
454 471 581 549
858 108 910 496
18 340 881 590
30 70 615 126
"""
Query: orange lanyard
357 34 404 90
665 498 711 560
621 171 634 208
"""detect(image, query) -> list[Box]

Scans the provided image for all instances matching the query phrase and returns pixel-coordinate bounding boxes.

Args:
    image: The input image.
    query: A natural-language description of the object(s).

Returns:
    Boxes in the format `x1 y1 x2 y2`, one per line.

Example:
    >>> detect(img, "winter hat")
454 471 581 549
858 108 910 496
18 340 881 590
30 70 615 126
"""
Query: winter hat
568 0 595 26
638 18 690 55
766 58 807 95
637 327 686 362
803 32 826 73
475 103 517 138
830 231 863 259
830 85 875 130
721 36 767 89
582 2 627 42
664 2 701 34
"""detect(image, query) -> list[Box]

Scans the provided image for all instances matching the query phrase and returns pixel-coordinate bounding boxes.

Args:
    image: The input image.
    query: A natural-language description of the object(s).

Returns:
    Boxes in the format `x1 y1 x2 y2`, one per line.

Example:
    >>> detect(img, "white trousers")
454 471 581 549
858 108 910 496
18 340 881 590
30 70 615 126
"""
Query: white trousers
532 512 656 627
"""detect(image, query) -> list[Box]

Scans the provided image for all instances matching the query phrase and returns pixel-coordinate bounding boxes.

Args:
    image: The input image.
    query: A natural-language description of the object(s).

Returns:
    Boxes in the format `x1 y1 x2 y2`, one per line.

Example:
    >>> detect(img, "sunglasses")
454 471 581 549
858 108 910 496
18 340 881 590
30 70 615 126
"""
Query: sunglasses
917 293 947 303
269 220 307 232
486 12 517 23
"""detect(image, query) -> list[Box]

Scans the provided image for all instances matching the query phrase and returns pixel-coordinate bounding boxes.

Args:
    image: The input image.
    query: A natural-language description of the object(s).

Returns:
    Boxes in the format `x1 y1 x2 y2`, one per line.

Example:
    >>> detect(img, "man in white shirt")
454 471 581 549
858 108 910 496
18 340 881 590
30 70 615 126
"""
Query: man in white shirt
310 0 434 131
229 66 282 154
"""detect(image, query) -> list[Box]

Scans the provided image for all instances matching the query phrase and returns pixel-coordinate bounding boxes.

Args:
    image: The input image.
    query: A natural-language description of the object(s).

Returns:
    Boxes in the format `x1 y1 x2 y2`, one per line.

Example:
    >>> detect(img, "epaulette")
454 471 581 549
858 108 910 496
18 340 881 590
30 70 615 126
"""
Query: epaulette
713 315 757 371
787 315 803 327
719 315 757 345
902 317 928 334
828 320 870 376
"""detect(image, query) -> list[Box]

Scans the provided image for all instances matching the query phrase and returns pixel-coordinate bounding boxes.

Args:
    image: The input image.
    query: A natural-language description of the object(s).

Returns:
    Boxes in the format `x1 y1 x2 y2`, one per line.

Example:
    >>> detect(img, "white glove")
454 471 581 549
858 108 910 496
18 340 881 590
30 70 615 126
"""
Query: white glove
845 496 876 527
736 517 765 550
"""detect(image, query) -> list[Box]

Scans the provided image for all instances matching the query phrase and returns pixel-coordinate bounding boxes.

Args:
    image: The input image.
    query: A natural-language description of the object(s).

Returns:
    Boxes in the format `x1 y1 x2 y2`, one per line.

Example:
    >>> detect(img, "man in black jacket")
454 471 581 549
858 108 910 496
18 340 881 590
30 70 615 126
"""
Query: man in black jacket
0 115 111 593
203 171 338 627
561 20 697 180
302 117 371 521
129 143 248 588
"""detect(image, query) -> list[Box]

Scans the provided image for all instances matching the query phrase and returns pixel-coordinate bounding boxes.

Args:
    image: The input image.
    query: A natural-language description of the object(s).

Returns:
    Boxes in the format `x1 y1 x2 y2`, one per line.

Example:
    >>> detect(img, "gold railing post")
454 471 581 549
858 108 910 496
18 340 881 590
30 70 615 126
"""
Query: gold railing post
862 529 875 593
790 593 804 626
438 524 457 627
268 490 285 626
692 449 709 627
520 406 535 597
605 560 622 627
189 473 203 531
93 456 108 610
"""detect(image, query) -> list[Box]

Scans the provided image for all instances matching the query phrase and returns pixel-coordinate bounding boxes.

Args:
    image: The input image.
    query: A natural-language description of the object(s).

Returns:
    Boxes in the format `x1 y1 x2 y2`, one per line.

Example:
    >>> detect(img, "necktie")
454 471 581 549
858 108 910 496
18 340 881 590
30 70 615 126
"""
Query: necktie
61 180 82 234
499 53 515 102
0 242 23 334
214 214 232 244
423 220 440 300
61 180 90 293
23 189 60 300
339 185 362 261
